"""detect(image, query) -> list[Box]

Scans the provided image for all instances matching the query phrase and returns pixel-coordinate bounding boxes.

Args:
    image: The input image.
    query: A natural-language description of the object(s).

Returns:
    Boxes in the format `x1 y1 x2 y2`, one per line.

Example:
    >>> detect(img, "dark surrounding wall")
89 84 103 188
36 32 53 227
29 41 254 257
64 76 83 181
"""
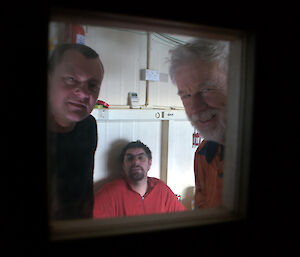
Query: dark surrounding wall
2 2 298 256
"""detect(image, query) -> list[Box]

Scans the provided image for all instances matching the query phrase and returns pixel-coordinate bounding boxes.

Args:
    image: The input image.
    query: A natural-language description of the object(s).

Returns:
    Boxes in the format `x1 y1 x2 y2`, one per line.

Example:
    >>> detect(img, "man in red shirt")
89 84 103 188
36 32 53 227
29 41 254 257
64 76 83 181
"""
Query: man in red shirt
93 140 186 218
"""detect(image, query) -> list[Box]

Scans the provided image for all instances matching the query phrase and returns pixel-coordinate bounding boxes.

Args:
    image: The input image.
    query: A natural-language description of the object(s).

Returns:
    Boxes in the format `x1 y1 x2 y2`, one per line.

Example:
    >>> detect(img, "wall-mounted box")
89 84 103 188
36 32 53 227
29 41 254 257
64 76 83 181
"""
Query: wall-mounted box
140 69 160 81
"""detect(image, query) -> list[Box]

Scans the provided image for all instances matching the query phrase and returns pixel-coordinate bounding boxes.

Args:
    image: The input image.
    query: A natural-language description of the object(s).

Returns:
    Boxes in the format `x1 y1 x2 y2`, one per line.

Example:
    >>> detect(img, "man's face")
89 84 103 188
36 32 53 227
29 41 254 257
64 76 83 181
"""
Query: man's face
122 148 152 183
48 49 103 127
175 60 227 144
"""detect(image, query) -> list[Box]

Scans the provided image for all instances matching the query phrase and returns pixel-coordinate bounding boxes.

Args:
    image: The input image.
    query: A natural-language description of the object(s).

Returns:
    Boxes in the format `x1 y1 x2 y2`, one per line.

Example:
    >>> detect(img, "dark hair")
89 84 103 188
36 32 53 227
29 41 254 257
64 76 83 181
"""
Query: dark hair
120 140 152 162
48 43 104 78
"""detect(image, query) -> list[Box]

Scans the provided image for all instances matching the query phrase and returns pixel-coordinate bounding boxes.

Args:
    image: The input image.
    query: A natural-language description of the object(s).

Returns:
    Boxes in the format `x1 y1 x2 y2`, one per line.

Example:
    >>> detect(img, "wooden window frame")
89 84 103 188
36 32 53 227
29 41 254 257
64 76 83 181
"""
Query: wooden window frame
49 7 255 241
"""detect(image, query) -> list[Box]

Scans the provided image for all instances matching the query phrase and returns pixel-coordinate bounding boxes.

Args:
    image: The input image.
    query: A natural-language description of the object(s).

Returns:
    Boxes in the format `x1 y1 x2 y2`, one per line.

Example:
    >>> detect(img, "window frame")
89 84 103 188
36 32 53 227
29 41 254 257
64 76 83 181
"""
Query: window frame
49 7 255 241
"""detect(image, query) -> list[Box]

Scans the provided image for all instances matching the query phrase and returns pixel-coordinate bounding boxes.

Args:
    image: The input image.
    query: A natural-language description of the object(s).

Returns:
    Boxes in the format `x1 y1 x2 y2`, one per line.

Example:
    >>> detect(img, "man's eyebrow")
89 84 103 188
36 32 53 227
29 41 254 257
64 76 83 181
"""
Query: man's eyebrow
88 77 101 84
125 153 147 156
177 80 219 96
64 66 102 82
200 79 218 87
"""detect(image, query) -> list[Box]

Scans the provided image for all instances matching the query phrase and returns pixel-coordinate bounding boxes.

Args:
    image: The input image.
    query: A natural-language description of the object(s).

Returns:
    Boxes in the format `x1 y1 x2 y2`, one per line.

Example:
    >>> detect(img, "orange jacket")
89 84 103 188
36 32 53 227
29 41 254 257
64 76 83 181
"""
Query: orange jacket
93 177 186 219
194 140 224 208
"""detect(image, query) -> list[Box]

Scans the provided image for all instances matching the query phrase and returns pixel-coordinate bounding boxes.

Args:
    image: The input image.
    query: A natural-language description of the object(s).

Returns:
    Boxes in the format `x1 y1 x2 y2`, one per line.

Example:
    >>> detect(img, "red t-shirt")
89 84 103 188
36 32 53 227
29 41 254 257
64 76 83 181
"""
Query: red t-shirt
93 177 186 219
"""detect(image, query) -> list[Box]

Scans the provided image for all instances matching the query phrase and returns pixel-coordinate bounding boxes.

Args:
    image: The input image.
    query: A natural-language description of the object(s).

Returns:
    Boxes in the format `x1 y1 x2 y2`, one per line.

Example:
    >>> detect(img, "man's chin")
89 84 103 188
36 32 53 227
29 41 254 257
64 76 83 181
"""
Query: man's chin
129 172 145 182
191 121 225 144
66 112 89 123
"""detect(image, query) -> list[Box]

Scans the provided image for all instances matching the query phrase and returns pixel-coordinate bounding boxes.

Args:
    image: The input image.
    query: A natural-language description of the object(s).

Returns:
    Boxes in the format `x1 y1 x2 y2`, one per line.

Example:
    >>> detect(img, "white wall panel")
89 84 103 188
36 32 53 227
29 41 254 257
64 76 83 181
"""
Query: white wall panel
167 120 196 209
148 35 183 107
85 26 147 105
85 27 193 108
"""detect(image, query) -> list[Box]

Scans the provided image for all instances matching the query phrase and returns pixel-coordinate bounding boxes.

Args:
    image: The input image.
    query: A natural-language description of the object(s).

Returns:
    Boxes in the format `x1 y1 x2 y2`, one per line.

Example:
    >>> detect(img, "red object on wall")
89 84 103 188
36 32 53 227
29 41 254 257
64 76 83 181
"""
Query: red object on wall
65 24 86 44
96 100 109 108
193 131 201 147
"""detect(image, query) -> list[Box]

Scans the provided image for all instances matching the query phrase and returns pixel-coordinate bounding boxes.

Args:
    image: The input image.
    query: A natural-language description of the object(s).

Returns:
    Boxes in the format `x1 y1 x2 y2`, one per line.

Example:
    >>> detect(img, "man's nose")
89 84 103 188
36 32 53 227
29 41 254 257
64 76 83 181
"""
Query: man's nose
131 156 140 165
74 82 90 99
131 156 144 167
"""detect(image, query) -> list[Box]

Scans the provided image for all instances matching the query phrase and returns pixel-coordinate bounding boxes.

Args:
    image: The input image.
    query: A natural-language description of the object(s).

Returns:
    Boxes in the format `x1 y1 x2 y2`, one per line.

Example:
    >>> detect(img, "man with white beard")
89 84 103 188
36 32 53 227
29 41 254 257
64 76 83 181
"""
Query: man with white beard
169 39 229 208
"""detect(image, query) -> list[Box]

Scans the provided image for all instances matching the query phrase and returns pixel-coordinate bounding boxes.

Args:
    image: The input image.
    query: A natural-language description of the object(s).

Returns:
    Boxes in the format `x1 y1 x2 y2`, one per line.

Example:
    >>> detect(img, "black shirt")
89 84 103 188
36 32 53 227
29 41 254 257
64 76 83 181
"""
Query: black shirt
48 115 97 220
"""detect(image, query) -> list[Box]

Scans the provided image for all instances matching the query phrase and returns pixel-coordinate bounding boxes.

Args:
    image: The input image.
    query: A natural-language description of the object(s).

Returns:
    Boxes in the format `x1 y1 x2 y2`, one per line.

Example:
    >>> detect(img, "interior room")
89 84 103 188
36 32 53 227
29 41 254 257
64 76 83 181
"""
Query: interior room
6 4 297 257
49 22 201 210
46 10 252 242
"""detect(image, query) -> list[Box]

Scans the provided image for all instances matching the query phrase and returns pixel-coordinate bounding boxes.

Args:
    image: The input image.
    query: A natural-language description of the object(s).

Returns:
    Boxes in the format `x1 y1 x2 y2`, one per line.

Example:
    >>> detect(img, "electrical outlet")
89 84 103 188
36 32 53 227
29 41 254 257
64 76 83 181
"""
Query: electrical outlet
145 69 160 81
140 69 160 81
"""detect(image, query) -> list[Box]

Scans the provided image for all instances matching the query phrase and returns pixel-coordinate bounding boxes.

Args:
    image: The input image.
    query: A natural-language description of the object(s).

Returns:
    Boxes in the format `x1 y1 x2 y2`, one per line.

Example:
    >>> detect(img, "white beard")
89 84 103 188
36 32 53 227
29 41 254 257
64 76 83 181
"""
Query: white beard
190 109 226 144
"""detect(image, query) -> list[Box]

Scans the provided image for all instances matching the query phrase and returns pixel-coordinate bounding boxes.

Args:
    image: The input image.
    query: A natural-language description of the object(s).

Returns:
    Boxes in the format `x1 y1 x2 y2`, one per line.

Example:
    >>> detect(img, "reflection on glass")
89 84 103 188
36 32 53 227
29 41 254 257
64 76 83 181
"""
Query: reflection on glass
47 22 229 221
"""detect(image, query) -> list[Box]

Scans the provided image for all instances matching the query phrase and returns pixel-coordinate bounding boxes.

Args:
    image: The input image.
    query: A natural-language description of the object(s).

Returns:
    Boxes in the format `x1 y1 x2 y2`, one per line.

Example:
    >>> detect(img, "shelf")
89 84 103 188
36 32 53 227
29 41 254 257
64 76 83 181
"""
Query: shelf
91 108 188 121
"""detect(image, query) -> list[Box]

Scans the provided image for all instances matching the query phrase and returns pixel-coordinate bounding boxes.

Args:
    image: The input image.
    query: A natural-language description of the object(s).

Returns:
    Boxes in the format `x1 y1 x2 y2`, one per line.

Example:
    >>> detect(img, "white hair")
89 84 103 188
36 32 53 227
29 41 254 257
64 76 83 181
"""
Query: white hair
169 38 230 84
